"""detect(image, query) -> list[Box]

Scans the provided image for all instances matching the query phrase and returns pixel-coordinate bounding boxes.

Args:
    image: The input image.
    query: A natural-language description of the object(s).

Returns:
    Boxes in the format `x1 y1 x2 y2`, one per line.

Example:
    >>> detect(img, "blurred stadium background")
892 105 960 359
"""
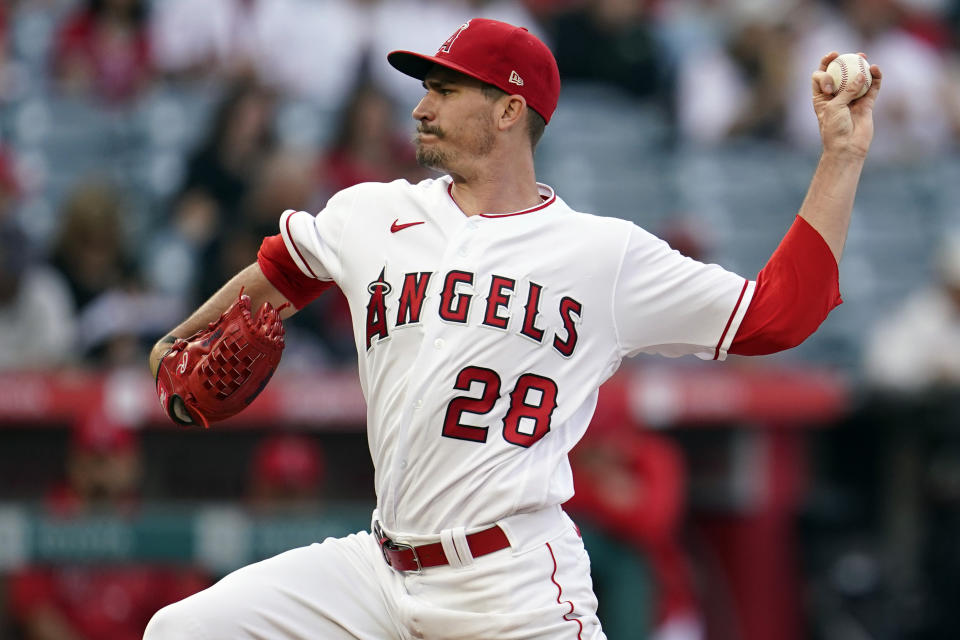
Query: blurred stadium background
0 0 958 639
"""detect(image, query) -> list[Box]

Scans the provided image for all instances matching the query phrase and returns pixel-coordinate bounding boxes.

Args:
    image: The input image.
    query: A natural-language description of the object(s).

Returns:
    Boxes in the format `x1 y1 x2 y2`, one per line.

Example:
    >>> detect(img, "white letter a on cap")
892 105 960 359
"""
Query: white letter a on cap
439 22 469 53
509 70 524 86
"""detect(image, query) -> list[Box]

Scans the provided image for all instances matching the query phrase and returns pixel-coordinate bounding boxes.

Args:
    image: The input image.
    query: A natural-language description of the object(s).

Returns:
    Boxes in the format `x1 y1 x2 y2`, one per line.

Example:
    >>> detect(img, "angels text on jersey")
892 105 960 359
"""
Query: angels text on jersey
364 267 582 358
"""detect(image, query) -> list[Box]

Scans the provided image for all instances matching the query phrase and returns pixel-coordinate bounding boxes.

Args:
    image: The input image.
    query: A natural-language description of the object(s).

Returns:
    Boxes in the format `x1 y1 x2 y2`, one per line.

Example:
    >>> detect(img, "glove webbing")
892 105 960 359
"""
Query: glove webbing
200 335 264 399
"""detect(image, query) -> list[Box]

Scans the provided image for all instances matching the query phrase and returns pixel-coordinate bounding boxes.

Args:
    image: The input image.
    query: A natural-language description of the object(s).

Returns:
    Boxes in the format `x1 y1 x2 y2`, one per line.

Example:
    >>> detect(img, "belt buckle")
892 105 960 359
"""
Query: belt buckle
374 521 422 574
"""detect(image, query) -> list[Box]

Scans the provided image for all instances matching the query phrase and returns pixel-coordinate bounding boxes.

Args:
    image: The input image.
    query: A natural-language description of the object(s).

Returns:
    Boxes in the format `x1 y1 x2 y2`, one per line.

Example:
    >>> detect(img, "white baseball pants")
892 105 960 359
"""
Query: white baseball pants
143 506 606 640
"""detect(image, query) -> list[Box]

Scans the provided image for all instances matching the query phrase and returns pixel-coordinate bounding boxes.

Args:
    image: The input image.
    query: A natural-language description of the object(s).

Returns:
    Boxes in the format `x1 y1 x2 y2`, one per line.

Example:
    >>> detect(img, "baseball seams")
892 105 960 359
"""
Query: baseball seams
836 57 850 93
855 56 869 91
834 54 869 97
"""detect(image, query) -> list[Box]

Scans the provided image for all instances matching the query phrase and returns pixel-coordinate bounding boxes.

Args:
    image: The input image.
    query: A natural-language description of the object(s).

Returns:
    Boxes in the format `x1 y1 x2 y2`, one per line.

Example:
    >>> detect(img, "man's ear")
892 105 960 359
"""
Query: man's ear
497 95 527 132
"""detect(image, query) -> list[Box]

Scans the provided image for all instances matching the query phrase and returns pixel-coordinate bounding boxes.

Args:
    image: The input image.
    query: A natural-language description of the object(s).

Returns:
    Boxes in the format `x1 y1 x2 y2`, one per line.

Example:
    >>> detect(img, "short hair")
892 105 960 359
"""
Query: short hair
481 84 546 150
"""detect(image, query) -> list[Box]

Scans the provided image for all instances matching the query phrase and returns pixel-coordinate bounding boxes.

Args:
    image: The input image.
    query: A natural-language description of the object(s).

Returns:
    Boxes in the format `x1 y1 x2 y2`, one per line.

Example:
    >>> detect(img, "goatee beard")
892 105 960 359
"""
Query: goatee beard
415 127 446 169
416 145 446 170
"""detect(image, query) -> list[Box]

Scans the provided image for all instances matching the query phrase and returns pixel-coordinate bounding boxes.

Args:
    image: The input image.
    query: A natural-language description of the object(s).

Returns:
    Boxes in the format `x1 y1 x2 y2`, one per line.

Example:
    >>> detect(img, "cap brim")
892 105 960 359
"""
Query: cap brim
388 50 488 87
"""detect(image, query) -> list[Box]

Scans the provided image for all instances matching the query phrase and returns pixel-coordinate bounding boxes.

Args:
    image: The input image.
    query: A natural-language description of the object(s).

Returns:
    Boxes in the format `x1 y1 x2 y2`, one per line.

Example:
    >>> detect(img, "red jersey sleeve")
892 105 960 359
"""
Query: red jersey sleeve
730 216 843 355
257 234 335 310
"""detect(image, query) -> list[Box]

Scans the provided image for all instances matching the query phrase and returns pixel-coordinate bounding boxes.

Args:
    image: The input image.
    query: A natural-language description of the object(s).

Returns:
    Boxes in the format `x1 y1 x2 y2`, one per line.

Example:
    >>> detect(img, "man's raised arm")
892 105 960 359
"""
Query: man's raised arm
800 51 882 263
729 52 882 356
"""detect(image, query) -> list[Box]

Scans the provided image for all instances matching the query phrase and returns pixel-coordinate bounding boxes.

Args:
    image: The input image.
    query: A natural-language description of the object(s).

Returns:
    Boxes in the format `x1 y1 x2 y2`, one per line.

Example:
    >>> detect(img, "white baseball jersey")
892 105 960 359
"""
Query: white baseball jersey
279 175 754 535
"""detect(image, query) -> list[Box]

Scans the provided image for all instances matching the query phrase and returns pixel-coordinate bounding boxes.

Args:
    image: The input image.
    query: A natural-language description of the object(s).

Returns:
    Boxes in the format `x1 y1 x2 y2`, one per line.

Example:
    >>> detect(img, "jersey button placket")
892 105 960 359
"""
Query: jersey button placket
386 237 462 523
387 345 433 523
391 297 451 520
387 217 480 522
456 217 479 257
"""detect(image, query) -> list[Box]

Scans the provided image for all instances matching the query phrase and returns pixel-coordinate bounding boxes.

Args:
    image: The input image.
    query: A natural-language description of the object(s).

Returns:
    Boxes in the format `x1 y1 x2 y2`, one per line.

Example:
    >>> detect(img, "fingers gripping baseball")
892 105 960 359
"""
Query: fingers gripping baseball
811 52 882 158
156 291 287 427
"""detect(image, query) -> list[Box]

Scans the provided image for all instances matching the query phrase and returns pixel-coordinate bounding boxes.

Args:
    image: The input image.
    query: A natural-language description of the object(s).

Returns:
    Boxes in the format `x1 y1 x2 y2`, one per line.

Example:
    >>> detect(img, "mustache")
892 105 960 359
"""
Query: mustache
416 126 444 138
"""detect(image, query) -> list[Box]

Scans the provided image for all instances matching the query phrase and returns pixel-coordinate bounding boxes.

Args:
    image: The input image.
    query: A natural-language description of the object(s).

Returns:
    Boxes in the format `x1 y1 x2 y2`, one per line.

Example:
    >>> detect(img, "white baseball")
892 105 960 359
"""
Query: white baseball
826 53 871 99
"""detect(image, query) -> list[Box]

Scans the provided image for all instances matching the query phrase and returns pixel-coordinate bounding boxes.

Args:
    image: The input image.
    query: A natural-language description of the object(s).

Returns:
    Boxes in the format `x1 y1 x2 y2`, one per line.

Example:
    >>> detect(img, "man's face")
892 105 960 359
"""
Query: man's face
412 66 497 173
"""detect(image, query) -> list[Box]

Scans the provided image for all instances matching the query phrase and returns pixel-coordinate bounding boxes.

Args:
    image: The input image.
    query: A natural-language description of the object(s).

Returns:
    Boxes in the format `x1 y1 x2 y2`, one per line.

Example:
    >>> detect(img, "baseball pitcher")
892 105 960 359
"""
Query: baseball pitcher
144 18 881 640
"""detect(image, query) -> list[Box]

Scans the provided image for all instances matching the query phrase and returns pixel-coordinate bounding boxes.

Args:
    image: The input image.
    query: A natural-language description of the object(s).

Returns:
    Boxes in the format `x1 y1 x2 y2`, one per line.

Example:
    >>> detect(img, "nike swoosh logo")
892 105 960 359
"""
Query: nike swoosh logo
391 219 425 233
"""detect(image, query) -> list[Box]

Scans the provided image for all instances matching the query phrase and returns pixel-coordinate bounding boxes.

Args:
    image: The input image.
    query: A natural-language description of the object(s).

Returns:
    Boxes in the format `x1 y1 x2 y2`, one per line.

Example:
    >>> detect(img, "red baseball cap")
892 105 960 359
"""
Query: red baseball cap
388 18 561 124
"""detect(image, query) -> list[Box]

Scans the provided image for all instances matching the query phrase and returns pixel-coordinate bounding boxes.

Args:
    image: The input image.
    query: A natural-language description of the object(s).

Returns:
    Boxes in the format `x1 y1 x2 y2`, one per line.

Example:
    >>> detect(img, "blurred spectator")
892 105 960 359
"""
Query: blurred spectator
151 78 277 303
669 0 960 154
785 0 960 161
51 0 153 104
281 289 357 370
150 0 269 81
898 0 955 50
49 180 135 313
246 433 326 514
241 148 317 241
319 81 425 192
6 409 210 640
673 4 796 145
569 408 703 640
8 562 208 640
0 149 76 371
150 0 366 110
368 0 547 110
43 177 182 368
0 148 20 221
176 78 276 242
309 80 428 365
196 147 312 301
49 408 141 516
544 0 667 99
951 1 960 44
186 145 359 367
658 215 713 264
521 0 580 19
0 219 76 371
863 232 960 393
0 3 12 100
77 286 186 367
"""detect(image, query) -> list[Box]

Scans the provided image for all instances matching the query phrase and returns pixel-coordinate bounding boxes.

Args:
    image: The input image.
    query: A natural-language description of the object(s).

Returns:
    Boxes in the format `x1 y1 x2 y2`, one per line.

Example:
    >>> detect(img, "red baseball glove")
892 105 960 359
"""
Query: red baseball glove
156 292 287 428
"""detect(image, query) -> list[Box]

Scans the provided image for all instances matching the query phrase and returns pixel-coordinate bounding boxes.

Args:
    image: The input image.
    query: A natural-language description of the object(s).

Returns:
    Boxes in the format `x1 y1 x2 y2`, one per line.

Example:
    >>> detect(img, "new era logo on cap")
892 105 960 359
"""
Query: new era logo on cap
387 18 561 124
